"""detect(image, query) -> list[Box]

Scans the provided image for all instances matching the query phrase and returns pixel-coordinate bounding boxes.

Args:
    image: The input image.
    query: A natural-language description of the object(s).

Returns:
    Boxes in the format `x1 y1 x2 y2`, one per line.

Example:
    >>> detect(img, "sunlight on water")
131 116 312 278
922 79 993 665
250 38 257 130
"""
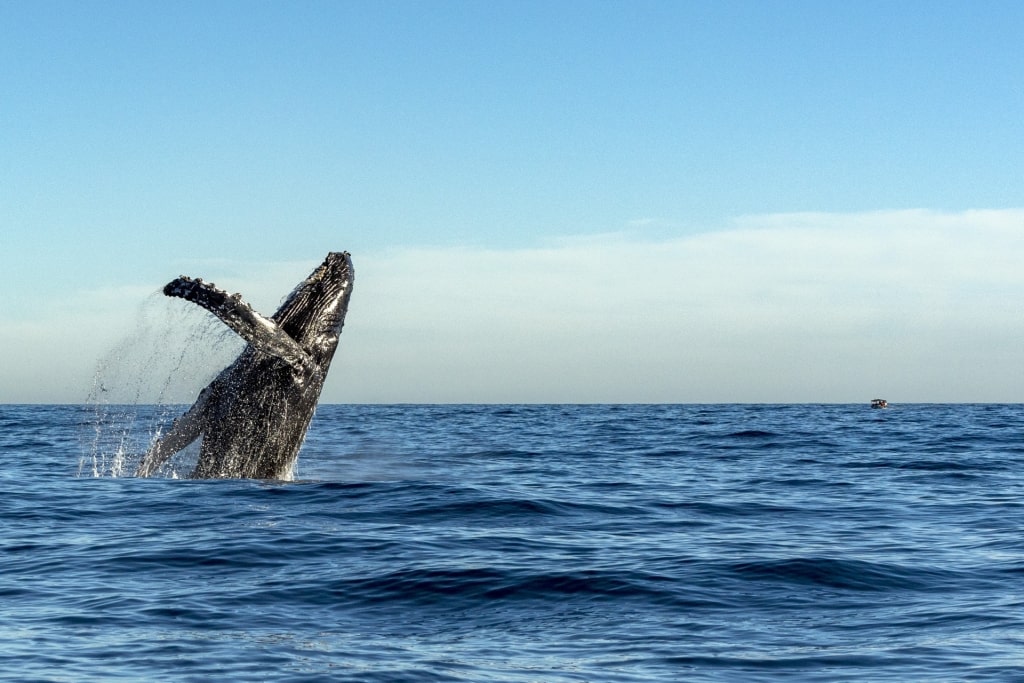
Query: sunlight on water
80 293 244 477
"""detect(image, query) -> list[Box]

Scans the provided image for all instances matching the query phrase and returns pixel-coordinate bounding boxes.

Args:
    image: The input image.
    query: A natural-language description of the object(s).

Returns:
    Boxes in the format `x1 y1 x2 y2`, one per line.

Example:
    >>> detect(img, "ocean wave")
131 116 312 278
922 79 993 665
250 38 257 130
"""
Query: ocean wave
4 403 1024 681
726 556 963 592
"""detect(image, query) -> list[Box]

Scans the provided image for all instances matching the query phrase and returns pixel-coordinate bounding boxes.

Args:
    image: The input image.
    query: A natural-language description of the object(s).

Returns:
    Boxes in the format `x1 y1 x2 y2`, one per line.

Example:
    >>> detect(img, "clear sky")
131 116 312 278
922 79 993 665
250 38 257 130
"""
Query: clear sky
2 1 1023 403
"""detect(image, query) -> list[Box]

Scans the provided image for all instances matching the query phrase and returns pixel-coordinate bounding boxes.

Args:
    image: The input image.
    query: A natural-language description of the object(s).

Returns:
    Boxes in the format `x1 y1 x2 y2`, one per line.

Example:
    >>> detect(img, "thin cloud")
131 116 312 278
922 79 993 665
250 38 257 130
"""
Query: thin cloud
5 210 1022 403
335 209 1024 403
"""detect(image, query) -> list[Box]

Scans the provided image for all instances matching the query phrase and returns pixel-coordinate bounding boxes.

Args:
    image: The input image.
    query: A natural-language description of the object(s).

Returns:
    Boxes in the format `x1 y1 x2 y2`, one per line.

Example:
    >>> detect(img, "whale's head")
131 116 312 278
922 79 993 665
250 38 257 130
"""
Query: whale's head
273 252 355 367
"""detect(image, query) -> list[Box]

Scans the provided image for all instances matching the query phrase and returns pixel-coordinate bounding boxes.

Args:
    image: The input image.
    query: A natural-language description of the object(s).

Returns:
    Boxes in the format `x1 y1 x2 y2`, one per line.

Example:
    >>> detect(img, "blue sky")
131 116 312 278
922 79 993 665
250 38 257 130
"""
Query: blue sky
2 1 1023 402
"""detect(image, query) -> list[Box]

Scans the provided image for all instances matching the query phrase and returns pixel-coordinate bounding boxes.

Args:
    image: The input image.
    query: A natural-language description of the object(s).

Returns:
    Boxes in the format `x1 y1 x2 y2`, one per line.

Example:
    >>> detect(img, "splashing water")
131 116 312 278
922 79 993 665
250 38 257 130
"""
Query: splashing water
80 292 244 477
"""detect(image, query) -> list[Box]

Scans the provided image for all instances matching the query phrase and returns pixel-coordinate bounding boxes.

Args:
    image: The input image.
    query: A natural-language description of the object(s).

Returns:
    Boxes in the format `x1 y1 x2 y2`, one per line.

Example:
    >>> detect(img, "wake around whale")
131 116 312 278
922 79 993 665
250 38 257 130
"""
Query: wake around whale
136 252 354 479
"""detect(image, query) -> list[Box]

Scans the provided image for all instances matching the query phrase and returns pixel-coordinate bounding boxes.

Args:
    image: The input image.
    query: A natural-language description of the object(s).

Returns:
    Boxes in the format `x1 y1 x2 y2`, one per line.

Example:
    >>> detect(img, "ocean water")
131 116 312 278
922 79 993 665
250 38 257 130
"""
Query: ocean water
3 403 1024 682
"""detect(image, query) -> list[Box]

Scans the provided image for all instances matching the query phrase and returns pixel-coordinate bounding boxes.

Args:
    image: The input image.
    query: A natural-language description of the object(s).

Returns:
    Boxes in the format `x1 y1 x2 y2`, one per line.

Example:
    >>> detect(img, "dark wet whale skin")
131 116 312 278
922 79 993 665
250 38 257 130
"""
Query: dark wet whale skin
136 252 354 479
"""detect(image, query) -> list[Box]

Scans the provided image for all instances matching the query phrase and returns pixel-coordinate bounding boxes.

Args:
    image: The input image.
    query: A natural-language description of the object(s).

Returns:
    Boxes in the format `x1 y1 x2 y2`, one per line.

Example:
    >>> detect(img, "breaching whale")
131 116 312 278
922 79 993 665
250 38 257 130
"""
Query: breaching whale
136 252 354 479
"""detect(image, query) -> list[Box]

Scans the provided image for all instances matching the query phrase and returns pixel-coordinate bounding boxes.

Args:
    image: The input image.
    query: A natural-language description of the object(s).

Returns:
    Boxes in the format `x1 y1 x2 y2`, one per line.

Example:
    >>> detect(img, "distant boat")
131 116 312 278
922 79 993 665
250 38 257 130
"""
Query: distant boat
870 398 888 409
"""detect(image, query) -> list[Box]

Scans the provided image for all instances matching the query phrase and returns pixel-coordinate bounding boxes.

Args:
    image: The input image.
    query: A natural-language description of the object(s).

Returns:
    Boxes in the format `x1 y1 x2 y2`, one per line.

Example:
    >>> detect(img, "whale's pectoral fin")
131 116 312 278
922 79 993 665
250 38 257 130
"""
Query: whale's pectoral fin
164 276 315 373
135 388 211 477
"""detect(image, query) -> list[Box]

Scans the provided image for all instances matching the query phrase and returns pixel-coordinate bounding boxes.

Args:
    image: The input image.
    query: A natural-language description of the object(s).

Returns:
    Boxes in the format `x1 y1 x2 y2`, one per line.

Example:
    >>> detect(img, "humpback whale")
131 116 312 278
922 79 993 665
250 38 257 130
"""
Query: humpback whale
136 252 354 479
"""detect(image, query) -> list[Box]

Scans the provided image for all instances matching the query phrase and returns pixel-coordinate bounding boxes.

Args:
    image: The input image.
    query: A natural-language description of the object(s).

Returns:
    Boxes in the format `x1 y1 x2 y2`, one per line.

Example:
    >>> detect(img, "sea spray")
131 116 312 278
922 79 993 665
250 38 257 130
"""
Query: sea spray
80 292 244 477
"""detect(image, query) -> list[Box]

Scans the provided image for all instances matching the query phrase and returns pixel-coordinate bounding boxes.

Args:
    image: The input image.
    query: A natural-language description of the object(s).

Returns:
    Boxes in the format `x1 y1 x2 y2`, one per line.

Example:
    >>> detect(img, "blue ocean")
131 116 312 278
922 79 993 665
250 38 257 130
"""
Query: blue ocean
3 403 1024 681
